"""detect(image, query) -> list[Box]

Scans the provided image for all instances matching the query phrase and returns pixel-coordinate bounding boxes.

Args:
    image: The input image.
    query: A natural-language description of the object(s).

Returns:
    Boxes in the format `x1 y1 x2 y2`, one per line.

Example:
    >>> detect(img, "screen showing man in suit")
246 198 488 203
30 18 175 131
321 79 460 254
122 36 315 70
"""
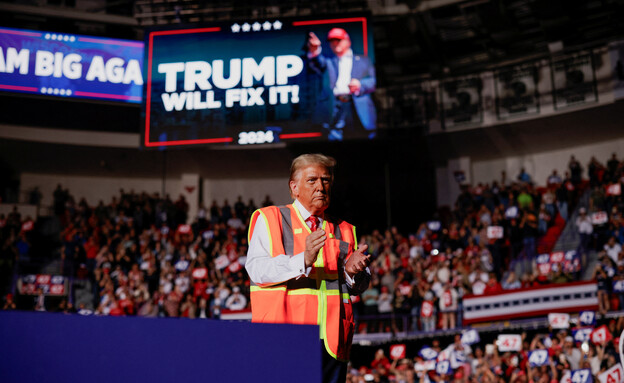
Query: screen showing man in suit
143 16 376 148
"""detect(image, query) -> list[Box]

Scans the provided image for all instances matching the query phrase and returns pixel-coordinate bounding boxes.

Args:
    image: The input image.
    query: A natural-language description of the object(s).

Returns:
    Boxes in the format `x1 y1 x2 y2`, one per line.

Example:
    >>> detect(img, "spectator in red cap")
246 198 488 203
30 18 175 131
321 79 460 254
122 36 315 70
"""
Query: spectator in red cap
304 27 377 141
3 293 16 310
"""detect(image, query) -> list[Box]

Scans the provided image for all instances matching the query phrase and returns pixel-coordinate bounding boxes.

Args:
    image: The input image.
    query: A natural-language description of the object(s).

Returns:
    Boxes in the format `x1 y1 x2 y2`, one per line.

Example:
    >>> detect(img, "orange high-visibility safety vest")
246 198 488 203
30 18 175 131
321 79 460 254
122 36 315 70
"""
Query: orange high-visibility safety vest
248 204 358 361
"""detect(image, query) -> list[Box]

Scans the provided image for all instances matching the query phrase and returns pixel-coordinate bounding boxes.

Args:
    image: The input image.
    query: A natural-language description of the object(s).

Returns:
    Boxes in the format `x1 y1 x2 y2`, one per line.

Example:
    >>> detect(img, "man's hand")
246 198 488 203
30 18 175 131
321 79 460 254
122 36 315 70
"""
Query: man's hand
304 229 326 267
348 79 361 95
307 32 321 55
345 244 371 277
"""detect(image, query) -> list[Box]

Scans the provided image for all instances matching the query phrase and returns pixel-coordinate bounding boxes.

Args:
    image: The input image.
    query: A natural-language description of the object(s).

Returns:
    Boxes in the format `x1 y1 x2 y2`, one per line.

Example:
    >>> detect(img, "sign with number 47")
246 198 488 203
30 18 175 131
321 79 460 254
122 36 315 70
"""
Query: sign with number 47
549 313 570 329
571 369 593 383
497 334 522 352
598 364 623 383
528 349 549 367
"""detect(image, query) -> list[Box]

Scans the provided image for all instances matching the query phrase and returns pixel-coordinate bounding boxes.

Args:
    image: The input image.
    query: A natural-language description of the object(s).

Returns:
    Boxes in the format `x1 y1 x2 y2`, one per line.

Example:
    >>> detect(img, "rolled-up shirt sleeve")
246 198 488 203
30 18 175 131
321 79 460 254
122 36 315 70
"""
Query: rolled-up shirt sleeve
245 212 308 287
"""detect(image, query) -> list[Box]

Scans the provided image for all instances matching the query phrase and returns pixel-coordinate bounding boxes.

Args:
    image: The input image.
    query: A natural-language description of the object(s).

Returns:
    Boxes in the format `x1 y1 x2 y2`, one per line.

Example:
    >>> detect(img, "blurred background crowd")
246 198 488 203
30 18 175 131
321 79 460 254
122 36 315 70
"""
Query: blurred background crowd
1 152 623 376
2 153 623 322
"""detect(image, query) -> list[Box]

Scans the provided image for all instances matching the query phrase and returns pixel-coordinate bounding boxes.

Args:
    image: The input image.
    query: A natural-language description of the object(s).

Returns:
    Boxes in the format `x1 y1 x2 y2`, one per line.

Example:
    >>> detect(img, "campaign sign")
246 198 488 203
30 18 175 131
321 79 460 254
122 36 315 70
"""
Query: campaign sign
487 226 504 239
436 360 452 376
538 263 552 275
497 334 522 352
572 369 593 383
579 311 596 326
591 212 608 225
214 255 230 270
390 344 406 360
528 349 549 367
550 251 565 264
505 206 519 219
564 250 581 273
0 27 143 103
19 274 66 295
461 329 480 345
562 371 572 383
613 280 624 293
548 313 570 329
144 15 376 147
591 325 613 344
228 261 242 273
573 327 594 343
450 351 466 369
21 220 34 232
415 360 436 372
597 364 623 383
606 183 621 196
427 221 441 231
419 346 438 361
421 301 434 318
177 224 192 234
192 267 208 279
453 171 466 183
536 254 551 264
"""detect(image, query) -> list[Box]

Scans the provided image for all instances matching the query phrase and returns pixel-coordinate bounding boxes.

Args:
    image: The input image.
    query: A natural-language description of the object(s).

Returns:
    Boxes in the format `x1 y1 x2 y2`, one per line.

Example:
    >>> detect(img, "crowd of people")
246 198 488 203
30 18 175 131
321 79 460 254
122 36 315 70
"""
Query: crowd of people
353 154 624 333
348 318 623 383
1 153 623 336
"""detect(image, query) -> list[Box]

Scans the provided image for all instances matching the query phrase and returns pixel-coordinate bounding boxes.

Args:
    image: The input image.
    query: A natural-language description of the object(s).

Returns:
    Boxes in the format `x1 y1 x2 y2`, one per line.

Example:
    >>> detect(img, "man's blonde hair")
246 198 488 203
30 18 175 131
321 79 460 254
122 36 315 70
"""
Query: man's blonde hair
289 154 336 197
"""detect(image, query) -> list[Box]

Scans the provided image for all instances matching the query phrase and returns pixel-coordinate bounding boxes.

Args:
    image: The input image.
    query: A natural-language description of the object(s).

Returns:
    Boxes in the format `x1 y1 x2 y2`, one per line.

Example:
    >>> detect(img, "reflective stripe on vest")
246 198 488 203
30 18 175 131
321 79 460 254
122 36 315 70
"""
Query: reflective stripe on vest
248 204 356 361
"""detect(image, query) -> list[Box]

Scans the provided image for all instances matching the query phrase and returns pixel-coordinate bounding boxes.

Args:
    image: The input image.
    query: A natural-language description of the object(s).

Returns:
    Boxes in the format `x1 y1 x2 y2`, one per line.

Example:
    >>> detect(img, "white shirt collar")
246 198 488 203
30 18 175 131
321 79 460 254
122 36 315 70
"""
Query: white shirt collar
339 49 353 60
293 199 324 222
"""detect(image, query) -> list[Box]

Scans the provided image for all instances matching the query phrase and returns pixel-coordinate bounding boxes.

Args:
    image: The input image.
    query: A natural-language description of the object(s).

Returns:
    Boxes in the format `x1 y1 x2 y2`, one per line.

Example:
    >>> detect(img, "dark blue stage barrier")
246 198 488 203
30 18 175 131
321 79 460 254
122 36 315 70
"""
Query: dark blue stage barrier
0 311 321 383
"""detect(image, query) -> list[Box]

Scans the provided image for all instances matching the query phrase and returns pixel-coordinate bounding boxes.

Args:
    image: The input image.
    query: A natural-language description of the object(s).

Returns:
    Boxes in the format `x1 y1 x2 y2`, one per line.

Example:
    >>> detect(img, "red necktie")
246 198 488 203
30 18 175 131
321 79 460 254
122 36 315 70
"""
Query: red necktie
306 215 318 232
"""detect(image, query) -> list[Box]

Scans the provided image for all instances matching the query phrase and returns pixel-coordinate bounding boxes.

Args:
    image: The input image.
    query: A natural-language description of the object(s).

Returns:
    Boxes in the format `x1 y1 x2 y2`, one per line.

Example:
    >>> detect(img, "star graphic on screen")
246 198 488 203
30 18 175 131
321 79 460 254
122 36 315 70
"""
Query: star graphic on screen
273 20 282 30
231 23 241 33
242 23 251 32
262 21 272 30
252 22 261 31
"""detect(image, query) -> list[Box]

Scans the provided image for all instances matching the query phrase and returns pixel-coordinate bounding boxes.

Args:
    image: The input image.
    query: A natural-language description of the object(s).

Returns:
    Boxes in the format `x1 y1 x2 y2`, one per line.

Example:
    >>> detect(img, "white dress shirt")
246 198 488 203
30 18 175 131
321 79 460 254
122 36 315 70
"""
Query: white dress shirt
333 49 353 96
307 47 354 96
245 199 358 287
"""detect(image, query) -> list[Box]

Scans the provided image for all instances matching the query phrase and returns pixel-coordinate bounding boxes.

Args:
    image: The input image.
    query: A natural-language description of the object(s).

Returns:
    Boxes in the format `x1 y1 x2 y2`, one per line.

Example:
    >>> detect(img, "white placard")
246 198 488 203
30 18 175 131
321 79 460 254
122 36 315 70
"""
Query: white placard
461 329 480 345
598 364 623 383
487 226 504 239
390 344 406 360
591 211 608 225
548 313 570 329
607 183 621 196
215 255 230 270
415 360 436 371
497 334 522 352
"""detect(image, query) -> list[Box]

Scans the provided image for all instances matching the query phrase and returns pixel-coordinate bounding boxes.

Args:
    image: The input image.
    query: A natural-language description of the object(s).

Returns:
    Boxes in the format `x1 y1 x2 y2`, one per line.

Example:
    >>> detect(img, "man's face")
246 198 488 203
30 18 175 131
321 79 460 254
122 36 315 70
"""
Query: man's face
329 37 351 57
290 164 331 215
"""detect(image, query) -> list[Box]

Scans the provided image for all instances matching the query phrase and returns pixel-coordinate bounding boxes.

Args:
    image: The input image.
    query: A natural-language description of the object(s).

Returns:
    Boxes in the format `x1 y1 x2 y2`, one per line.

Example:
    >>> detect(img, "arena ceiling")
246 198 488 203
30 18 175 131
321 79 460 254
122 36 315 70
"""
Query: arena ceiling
1 0 623 85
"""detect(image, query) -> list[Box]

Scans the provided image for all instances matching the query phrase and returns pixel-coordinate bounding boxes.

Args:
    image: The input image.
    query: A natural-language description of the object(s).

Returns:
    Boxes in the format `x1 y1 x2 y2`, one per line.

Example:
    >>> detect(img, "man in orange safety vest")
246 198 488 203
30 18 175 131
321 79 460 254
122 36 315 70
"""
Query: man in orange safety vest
246 153 371 383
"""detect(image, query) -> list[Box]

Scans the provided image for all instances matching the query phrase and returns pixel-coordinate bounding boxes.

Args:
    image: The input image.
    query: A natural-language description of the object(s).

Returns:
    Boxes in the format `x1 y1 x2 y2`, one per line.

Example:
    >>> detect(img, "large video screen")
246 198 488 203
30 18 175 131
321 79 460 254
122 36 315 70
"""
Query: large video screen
143 15 376 147
0 27 143 103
